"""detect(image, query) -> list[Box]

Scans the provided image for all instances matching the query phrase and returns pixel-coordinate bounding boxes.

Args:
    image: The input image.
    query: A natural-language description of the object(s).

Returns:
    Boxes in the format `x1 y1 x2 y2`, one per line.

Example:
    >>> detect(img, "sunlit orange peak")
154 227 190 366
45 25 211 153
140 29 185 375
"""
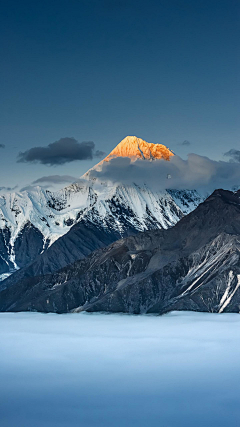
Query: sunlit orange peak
104 136 174 162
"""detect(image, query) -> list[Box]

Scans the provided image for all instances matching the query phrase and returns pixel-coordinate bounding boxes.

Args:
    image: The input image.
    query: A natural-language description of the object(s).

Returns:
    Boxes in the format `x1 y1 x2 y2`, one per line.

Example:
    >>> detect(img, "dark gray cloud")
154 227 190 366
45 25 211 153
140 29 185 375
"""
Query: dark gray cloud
224 149 240 163
179 140 191 146
88 153 240 194
32 175 78 185
17 137 106 165
0 144 5 149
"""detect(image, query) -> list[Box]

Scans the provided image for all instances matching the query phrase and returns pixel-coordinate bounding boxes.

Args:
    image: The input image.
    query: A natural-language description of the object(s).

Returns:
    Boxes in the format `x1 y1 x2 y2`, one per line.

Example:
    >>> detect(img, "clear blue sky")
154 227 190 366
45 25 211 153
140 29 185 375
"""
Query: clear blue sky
0 0 239 188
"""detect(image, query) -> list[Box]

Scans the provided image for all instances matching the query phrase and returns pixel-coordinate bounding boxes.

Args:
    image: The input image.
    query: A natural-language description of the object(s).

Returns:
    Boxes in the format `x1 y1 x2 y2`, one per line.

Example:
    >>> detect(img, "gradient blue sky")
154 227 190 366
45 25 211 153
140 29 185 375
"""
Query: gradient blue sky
0 0 239 188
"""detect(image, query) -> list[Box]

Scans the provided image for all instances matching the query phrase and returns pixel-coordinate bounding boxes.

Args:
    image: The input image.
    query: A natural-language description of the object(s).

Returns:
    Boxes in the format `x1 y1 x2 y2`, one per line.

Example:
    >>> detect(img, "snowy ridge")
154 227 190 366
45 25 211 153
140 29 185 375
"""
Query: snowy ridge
0 181 203 278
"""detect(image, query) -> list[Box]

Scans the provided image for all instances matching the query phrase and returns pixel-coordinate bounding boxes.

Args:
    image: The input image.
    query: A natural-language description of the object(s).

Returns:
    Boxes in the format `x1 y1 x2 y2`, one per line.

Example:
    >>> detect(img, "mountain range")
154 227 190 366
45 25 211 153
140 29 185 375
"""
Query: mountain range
1 135 239 315
0 188 239 314
0 136 203 279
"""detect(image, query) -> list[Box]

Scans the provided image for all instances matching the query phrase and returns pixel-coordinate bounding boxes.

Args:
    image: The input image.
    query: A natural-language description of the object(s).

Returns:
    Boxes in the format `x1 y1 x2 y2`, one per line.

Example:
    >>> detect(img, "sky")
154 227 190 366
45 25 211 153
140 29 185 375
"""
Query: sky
0 0 239 189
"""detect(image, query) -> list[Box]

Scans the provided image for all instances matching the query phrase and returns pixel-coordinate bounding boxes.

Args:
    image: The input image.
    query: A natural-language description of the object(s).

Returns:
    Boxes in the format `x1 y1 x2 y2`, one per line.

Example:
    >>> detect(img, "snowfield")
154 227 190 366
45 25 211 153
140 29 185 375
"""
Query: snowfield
0 312 240 427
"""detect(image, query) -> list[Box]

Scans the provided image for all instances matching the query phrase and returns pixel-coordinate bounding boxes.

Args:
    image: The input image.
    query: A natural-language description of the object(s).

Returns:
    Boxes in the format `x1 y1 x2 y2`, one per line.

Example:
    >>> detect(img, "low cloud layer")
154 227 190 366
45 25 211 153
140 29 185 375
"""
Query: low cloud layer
88 153 240 194
224 149 240 163
17 137 105 165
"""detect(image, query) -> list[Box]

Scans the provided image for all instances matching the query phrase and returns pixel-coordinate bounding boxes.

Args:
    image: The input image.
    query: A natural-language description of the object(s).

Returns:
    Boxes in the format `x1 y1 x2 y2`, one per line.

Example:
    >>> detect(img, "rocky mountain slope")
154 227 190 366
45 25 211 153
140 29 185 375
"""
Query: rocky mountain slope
1 189 240 314
0 136 203 279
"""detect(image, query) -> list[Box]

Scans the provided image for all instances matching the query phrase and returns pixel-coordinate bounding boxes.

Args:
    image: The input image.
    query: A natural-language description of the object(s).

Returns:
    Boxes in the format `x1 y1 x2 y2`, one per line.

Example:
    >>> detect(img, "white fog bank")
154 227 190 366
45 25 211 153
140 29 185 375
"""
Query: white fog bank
0 312 240 427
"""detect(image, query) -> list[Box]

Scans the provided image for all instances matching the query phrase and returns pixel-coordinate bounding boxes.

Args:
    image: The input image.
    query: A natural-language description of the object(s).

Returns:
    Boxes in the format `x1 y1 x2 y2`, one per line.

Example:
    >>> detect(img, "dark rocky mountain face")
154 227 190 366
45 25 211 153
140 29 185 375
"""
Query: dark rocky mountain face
0 217 138 294
14 222 47 269
0 227 13 274
0 223 46 275
0 189 240 314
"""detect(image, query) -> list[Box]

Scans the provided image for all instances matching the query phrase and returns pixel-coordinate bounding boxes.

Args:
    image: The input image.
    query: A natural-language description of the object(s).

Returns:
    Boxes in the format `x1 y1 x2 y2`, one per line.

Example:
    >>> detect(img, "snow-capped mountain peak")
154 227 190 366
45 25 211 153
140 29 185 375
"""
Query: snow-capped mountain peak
104 136 174 161
83 136 174 178
0 136 203 279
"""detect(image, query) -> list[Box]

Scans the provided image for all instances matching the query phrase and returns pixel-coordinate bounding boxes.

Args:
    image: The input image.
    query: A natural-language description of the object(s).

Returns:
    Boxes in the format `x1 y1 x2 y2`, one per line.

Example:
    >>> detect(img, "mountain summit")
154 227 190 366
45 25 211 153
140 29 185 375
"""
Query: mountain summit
84 136 175 177
103 136 174 162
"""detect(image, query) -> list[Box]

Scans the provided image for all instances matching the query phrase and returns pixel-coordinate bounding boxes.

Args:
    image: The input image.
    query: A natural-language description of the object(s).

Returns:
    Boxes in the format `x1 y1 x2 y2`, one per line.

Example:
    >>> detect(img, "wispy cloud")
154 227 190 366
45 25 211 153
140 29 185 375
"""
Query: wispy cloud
20 184 53 192
32 175 78 185
224 149 240 163
0 144 5 149
0 185 18 193
179 140 191 146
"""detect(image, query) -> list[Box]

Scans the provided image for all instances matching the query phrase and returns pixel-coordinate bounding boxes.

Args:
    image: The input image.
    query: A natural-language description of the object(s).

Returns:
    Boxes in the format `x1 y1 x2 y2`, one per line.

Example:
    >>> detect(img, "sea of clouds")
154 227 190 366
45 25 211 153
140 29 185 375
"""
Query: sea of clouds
1 312 240 427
